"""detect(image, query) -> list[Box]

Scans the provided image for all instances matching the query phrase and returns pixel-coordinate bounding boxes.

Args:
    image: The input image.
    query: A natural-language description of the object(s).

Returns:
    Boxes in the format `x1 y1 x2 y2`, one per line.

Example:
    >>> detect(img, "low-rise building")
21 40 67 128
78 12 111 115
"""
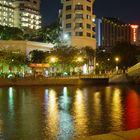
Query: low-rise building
0 40 53 55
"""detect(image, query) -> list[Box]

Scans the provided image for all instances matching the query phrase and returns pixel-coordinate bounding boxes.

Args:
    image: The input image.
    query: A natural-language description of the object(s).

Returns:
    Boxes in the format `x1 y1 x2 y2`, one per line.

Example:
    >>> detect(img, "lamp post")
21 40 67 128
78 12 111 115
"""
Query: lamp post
76 57 83 75
115 57 119 73
50 57 57 76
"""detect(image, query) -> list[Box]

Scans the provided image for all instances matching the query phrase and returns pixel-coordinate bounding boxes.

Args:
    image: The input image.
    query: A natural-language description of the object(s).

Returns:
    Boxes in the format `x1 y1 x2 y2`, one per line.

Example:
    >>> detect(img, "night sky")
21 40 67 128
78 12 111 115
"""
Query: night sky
41 0 140 25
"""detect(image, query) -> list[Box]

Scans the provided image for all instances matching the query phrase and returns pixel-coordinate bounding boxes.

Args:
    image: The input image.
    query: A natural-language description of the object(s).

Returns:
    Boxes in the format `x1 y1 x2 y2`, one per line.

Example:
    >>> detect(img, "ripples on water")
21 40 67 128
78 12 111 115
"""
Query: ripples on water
0 85 140 140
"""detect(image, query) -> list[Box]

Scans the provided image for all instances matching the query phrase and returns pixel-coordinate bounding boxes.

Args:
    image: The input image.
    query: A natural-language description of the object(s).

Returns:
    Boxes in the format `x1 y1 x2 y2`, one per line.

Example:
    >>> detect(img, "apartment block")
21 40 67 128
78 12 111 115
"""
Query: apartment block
61 0 96 49
0 0 41 30
0 0 14 27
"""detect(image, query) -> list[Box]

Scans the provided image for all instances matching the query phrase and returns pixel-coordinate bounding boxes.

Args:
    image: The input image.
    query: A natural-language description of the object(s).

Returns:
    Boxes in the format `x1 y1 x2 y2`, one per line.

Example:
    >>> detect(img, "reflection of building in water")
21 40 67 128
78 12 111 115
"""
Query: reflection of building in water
111 88 123 131
125 90 140 130
0 116 3 139
45 89 59 138
73 89 88 135
59 87 74 140
92 92 102 132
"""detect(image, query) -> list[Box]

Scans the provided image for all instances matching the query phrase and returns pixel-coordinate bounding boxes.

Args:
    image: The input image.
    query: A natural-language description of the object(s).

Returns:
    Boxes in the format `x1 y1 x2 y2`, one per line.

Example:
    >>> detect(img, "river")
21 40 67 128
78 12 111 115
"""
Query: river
0 85 140 140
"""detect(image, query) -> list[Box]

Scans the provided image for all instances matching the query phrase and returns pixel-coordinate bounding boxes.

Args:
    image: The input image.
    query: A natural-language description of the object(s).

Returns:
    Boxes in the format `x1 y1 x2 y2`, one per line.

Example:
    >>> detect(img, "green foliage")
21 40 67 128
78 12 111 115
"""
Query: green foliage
38 21 61 44
29 50 46 63
96 47 113 72
0 25 24 40
112 42 138 69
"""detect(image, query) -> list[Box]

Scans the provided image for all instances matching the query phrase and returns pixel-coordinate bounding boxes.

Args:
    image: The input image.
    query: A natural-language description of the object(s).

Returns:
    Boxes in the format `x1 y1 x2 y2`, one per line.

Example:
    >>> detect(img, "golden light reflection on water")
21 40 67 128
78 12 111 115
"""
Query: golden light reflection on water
93 92 101 121
105 86 112 104
73 89 88 135
45 89 59 138
111 88 123 130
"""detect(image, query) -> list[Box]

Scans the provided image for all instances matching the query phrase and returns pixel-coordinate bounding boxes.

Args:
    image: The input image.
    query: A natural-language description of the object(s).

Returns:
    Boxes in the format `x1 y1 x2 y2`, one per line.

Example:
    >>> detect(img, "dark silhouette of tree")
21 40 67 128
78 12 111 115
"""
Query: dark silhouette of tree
29 50 46 63
38 21 61 44
112 42 137 69
0 25 24 40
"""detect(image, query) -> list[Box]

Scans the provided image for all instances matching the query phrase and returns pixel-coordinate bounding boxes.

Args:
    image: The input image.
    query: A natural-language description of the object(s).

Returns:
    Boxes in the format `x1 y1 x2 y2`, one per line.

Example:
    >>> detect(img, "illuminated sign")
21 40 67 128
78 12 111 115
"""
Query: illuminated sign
131 25 139 43
29 63 50 68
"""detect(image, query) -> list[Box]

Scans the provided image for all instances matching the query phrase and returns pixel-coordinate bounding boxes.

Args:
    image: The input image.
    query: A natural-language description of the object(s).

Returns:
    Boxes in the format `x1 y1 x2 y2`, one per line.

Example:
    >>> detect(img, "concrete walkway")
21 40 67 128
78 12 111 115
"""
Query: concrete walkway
75 129 140 140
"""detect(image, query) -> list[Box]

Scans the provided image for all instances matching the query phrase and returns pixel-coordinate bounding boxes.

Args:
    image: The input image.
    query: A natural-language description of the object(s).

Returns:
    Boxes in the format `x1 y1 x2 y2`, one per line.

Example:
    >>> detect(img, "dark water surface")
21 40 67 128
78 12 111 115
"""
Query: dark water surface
0 85 140 140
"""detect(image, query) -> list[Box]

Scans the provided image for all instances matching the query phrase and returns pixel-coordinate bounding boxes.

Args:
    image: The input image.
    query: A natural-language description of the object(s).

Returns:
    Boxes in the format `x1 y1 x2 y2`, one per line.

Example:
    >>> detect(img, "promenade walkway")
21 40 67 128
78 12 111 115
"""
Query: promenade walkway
76 129 140 140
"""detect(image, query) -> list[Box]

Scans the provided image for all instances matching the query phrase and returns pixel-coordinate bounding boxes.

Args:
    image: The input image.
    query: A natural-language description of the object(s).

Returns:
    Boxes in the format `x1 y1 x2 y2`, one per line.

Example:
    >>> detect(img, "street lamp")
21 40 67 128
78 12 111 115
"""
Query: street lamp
50 57 57 63
96 63 99 66
77 57 83 63
63 33 69 40
76 57 83 75
50 57 57 76
115 57 119 72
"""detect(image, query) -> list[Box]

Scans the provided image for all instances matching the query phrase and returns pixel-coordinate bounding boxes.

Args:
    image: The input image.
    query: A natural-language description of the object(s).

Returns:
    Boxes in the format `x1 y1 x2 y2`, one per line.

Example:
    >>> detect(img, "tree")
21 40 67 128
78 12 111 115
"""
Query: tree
112 42 137 69
29 50 46 63
38 21 61 44
45 46 80 75
96 47 113 73
81 46 96 73
0 25 24 40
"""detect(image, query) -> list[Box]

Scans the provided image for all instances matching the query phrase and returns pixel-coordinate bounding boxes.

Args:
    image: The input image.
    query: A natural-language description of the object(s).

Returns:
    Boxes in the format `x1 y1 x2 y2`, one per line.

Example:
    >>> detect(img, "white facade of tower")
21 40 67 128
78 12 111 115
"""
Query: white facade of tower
61 0 96 49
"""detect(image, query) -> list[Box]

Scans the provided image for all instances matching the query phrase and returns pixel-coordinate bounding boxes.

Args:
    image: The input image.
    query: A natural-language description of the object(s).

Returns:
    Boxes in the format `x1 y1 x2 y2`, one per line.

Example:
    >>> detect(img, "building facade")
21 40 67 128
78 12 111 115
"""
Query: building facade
96 17 131 48
61 0 96 49
14 0 41 29
0 0 15 27
0 0 41 29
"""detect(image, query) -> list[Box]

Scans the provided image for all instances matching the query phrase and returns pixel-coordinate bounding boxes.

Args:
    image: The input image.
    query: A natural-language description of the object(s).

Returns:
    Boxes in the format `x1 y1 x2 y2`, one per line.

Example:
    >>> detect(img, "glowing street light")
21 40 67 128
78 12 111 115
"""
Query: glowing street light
115 57 119 72
76 57 84 75
50 57 57 63
63 33 69 40
77 57 83 62
50 57 57 76
96 63 99 66
115 57 119 63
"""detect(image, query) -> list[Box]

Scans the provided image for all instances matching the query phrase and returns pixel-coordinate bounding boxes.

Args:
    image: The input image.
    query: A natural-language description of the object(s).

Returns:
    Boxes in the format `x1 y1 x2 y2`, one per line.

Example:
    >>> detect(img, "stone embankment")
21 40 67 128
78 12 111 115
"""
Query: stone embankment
0 77 109 86
76 128 140 140
109 74 134 84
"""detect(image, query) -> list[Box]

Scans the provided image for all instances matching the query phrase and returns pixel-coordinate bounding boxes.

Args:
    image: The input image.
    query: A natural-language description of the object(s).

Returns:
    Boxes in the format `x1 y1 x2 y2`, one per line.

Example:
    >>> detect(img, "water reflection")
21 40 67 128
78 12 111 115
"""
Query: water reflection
59 87 73 140
111 88 123 131
73 89 88 136
92 91 102 133
125 90 140 130
8 87 14 113
45 89 59 138
0 86 139 139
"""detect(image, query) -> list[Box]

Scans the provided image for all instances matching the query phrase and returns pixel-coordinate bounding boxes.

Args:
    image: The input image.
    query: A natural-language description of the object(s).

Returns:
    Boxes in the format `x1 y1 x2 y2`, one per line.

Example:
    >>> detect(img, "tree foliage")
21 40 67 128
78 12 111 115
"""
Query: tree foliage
111 42 137 69
29 50 46 63
37 21 61 44
0 25 24 40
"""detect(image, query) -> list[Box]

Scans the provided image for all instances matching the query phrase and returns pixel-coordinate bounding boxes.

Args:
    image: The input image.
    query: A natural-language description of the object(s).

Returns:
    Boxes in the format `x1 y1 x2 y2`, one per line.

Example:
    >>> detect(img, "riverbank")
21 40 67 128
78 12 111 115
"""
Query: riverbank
76 128 140 140
0 77 109 86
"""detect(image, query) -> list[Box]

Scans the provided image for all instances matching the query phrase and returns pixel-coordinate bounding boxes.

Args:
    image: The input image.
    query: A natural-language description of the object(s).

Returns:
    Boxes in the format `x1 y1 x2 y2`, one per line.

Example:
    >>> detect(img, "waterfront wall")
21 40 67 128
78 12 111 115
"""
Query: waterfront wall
0 77 109 86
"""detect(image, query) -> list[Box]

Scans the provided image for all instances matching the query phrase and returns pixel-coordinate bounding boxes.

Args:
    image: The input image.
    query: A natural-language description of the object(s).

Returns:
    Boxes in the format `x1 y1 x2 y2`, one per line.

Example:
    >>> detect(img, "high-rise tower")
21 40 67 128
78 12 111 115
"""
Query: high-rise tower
61 0 96 49
0 0 41 29
13 0 41 29
0 0 15 27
